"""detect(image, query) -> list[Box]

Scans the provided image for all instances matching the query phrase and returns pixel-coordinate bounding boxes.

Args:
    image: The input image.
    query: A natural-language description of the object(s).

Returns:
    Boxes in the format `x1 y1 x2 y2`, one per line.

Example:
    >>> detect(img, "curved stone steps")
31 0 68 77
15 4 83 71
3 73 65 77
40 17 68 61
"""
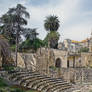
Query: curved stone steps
21 77 46 87
27 78 68 91
9 72 30 80
7 70 72 92
41 82 69 90
9 71 38 79
20 76 58 88
35 79 65 89
26 78 55 89
26 76 65 89
19 75 64 87
37 81 70 92
17 76 35 84
52 85 71 92
19 75 52 85
9 72 40 81
13 73 40 81
9 71 65 84
25 76 47 87
20 75 44 83
45 83 71 92
31 78 54 89
13 75 43 85
8 70 38 77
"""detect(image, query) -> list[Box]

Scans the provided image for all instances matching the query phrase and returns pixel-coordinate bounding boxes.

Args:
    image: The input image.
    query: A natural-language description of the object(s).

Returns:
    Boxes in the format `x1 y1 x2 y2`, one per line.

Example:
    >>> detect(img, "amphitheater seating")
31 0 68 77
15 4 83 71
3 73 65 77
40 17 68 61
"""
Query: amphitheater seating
8 70 71 92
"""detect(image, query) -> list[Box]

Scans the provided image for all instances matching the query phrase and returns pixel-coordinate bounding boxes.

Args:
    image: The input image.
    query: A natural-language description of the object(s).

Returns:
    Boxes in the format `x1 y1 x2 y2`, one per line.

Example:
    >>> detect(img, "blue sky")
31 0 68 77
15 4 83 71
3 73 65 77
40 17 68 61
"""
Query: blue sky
0 0 92 41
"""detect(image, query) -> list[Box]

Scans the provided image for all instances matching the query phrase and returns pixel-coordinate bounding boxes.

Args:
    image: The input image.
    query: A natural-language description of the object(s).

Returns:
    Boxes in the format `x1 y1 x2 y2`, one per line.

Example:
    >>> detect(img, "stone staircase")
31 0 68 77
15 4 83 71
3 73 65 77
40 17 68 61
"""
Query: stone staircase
7 70 72 92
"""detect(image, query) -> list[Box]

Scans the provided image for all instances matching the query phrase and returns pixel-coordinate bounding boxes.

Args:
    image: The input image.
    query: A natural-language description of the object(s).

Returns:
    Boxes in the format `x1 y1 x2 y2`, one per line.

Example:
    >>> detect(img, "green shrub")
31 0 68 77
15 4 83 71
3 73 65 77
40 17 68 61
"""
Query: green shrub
10 45 16 52
3 66 14 71
15 88 25 92
49 66 57 71
0 78 8 87
19 38 45 52
79 47 89 52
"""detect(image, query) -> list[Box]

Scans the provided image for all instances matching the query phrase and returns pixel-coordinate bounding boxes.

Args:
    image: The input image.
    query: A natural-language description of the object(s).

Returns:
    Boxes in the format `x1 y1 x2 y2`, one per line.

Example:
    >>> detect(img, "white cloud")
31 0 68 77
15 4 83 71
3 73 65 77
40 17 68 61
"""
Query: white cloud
24 0 81 40
62 23 92 41
0 0 92 41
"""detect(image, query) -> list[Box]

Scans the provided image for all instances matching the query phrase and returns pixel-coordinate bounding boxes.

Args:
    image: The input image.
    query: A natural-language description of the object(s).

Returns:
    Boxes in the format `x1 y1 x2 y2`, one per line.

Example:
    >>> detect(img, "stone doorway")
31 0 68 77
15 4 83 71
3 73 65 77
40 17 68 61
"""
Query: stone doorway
55 58 61 68
67 60 69 68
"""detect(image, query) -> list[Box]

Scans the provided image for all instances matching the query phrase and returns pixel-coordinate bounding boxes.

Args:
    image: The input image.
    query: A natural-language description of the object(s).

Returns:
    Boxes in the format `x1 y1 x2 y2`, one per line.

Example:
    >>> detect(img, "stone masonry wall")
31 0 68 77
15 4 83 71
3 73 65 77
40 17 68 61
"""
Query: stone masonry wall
49 68 92 83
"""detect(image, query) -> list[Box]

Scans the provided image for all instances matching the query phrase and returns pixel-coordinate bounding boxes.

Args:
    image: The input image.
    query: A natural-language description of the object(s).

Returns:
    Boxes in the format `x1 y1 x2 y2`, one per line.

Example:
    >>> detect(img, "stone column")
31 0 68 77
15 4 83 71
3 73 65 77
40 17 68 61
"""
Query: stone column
73 56 75 68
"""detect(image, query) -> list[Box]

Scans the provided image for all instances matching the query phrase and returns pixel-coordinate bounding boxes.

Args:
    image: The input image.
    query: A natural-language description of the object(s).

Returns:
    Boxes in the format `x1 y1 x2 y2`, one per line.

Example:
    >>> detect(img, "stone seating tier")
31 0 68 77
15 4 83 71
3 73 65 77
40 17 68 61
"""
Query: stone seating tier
8 70 72 92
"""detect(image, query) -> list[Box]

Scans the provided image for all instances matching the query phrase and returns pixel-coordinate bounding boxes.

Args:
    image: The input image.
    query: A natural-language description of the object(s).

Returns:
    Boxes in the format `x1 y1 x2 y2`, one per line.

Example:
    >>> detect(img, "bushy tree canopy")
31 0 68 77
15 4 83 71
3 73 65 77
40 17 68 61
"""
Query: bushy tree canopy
44 15 60 48
44 15 60 31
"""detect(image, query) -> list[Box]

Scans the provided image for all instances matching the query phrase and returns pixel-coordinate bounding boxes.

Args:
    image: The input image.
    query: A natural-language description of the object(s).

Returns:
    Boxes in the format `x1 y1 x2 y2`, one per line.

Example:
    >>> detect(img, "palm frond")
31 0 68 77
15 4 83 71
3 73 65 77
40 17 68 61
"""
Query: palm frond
44 15 60 31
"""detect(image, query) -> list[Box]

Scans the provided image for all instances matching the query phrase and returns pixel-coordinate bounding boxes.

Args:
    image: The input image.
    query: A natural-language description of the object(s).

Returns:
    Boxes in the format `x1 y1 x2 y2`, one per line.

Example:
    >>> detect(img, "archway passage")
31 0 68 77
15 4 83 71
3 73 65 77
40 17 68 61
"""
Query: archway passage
55 58 61 68
67 60 69 68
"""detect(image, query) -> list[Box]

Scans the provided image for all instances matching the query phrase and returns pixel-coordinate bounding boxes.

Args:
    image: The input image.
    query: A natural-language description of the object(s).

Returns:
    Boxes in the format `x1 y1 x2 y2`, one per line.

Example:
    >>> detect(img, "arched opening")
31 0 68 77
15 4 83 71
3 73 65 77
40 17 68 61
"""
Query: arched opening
55 58 61 68
67 60 69 68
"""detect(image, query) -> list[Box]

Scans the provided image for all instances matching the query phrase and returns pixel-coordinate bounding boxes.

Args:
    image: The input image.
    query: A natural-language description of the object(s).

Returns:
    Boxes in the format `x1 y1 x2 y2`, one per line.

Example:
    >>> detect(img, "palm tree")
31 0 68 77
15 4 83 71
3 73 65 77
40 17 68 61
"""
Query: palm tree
0 4 30 66
44 15 60 48
44 15 60 31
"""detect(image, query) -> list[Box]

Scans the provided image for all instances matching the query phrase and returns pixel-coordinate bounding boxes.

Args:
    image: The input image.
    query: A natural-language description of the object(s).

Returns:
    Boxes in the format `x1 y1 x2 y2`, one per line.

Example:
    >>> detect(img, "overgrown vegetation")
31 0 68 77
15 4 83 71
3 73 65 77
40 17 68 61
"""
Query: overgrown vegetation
19 38 45 52
49 66 57 71
44 31 60 48
79 47 89 53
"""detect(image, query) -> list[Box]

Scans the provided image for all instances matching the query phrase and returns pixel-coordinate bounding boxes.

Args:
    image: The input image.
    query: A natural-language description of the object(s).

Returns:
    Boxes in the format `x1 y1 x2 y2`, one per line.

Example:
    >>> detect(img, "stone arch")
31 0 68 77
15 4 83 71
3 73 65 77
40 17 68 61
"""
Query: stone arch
55 58 62 68
67 60 69 68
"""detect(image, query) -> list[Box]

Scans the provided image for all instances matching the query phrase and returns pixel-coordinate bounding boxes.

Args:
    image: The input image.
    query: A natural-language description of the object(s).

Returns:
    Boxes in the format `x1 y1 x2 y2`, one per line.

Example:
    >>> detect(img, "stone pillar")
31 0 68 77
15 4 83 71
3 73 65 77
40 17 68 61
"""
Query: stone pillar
73 56 75 68
46 48 50 76
57 68 61 78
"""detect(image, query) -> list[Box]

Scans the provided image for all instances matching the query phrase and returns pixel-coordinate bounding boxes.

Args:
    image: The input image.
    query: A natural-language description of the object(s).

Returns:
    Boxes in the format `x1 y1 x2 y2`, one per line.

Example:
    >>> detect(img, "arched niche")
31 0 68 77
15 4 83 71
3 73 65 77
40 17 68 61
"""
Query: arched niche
55 58 61 68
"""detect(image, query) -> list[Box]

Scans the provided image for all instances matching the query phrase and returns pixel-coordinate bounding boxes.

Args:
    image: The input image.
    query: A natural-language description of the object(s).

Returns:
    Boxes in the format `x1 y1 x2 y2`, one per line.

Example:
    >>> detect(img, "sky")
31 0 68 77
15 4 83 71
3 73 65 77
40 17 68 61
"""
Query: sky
0 0 92 42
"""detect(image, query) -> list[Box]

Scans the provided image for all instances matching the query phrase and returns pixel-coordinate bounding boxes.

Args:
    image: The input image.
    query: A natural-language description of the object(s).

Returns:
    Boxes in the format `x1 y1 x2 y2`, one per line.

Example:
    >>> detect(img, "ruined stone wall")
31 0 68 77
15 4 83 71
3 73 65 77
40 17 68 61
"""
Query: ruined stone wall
36 48 69 75
11 49 92 84
12 53 36 71
81 52 92 67
49 68 92 83
36 48 55 75
52 49 68 68
20 53 37 71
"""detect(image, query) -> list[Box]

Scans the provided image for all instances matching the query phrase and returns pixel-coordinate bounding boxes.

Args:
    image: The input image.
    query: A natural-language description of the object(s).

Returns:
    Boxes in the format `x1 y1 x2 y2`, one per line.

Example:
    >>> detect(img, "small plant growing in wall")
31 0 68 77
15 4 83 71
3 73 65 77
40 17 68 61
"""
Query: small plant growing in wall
49 66 57 71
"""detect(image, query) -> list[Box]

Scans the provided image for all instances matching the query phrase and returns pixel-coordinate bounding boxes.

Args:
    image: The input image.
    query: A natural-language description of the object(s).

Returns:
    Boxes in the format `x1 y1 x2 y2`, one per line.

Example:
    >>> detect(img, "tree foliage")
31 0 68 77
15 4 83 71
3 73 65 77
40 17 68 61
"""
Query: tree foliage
0 4 30 66
44 31 60 48
79 47 89 52
19 38 44 52
44 15 60 48
44 15 60 31
24 28 39 40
